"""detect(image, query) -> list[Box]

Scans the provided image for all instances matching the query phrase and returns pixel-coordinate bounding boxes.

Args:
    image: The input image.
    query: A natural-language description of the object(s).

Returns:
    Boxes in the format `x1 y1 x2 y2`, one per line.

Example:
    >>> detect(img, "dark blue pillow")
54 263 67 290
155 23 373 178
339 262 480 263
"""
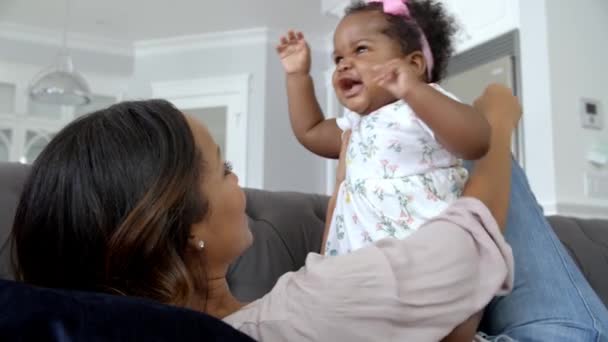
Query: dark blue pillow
0 280 255 342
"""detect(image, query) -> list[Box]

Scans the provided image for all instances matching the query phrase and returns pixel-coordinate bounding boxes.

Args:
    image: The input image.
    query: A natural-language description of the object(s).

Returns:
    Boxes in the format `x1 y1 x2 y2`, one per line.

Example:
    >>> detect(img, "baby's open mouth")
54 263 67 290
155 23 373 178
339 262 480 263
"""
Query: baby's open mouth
339 77 364 98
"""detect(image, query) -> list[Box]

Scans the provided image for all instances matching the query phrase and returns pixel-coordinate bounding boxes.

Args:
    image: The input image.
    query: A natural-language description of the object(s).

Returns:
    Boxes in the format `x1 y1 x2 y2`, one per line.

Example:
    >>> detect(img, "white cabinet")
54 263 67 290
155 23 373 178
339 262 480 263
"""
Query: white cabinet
0 63 120 164
441 0 519 53
0 112 63 163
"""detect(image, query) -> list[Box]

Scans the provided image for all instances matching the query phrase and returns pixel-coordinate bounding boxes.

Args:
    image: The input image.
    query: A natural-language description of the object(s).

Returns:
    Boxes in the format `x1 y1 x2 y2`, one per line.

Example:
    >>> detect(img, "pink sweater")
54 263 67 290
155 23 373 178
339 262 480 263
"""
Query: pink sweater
224 198 514 342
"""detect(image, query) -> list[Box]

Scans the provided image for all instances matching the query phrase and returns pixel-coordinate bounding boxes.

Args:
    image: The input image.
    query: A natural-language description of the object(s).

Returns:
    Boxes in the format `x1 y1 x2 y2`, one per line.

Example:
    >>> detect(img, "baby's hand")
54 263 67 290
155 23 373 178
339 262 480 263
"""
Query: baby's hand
276 31 311 76
372 59 424 99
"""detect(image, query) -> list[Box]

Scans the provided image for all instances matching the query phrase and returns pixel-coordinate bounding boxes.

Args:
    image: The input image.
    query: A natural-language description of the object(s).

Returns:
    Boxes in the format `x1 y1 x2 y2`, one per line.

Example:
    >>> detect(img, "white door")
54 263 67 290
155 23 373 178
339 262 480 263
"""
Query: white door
152 75 250 186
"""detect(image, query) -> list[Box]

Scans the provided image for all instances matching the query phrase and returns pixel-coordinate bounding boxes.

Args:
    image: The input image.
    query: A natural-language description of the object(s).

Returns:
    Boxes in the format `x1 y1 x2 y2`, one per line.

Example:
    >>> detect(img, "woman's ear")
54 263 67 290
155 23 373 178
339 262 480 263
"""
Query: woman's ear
406 51 428 81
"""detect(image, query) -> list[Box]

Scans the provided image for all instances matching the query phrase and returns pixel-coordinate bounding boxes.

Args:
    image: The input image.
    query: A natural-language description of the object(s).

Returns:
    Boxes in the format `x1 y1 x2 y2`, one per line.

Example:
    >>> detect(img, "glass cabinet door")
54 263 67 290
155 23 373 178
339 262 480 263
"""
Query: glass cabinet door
0 128 12 162
0 82 16 113
0 76 118 164
22 130 54 164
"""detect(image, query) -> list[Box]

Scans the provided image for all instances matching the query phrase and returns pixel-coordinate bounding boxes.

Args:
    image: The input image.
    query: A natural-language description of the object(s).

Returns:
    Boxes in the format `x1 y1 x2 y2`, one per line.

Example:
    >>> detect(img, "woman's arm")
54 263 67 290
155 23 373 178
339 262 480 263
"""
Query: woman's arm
440 84 521 342
461 84 521 229
404 84 491 160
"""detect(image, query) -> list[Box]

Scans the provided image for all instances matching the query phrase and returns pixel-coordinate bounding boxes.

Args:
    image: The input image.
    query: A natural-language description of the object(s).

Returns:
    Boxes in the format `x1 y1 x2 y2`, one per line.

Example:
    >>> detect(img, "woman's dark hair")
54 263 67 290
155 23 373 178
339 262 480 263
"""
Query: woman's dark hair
346 0 458 82
11 99 209 306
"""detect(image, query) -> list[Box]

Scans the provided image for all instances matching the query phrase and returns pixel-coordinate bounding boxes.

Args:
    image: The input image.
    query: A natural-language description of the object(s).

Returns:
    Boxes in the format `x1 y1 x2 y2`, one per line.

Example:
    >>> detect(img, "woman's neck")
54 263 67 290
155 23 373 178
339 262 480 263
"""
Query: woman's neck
192 276 245 319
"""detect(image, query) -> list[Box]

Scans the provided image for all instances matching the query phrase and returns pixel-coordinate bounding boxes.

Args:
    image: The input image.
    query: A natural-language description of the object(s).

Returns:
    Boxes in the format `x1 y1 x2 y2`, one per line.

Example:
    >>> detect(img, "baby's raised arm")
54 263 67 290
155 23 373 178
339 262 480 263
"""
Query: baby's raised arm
374 59 491 160
277 31 342 159
406 84 491 160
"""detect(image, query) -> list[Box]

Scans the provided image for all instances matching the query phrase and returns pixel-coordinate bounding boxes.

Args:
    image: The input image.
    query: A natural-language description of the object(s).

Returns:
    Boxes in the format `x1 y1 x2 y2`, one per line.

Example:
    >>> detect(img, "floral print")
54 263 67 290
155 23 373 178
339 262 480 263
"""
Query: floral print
376 214 397 237
393 184 414 221
328 85 467 256
364 115 379 130
334 214 345 240
387 139 402 153
373 186 385 201
420 137 442 167
380 160 399 179
358 134 379 162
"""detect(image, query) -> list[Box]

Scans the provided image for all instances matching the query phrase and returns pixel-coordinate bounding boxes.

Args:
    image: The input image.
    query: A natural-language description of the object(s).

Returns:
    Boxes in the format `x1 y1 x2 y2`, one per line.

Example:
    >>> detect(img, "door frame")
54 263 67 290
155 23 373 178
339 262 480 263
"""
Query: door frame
151 74 251 186
446 30 525 167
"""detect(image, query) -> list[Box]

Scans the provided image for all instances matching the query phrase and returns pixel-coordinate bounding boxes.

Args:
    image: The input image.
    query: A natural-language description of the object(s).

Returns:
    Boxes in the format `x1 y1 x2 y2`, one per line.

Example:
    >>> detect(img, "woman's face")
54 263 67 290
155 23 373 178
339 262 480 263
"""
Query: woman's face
187 116 252 268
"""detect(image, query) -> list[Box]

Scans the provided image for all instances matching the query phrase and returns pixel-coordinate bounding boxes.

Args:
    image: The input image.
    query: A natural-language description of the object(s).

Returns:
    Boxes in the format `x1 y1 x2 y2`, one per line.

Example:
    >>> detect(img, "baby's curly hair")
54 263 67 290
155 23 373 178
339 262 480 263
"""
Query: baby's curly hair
346 0 458 83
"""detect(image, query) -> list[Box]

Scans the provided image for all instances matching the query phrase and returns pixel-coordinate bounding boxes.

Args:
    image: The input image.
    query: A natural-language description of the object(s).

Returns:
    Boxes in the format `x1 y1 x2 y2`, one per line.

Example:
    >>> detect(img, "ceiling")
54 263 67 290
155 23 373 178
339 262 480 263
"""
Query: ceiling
0 0 338 41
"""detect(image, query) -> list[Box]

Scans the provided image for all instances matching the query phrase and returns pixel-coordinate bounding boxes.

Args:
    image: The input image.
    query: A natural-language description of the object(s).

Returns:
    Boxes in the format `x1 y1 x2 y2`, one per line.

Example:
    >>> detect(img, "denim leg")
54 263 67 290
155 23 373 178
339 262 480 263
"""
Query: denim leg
466 159 608 341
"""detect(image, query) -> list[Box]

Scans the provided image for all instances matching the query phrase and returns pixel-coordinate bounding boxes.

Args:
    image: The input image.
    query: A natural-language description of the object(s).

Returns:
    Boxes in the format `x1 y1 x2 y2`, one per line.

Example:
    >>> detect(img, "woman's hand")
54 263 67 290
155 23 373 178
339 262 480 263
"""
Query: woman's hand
464 84 523 230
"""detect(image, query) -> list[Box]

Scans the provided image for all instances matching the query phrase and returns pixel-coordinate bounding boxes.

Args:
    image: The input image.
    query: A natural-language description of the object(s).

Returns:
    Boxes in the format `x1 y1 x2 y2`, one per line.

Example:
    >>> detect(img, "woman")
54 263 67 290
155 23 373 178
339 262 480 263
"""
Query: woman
11 86 608 341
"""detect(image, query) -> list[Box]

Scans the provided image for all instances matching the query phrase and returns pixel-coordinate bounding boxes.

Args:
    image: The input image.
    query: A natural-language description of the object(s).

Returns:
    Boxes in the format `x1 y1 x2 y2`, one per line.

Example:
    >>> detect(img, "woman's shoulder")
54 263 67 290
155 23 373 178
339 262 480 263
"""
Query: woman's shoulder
223 285 291 339
223 250 397 340
223 297 302 340
226 250 396 319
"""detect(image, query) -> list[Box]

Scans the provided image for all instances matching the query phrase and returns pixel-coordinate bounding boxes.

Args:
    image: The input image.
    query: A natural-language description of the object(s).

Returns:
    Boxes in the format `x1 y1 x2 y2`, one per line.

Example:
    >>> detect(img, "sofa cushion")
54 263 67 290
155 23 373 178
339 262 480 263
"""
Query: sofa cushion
0 163 29 279
548 216 608 308
227 188 328 302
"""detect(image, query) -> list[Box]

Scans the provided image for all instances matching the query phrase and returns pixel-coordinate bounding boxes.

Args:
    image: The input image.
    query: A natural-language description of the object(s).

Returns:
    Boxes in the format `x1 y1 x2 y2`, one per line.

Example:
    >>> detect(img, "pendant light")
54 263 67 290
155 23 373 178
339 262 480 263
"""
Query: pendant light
28 0 91 106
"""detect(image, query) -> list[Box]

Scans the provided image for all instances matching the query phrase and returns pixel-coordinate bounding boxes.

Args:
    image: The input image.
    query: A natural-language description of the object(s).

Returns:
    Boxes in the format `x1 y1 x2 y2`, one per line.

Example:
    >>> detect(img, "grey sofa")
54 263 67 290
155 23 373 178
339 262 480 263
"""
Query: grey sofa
1 162 607 309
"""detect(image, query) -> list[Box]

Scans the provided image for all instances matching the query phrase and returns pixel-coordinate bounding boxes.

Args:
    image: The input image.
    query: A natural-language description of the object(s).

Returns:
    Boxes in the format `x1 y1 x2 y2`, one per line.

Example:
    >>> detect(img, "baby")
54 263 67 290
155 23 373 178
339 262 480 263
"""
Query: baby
277 0 491 256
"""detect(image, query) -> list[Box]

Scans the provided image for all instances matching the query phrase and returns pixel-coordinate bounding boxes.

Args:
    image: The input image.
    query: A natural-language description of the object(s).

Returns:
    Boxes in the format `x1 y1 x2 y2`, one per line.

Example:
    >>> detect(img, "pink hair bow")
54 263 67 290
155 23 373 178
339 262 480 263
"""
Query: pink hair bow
370 0 411 16
367 0 434 80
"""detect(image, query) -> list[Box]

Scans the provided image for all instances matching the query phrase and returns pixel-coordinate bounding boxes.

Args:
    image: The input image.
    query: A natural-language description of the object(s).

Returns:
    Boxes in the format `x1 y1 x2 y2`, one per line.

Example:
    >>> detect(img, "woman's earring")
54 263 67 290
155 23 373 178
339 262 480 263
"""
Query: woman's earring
198 240 205 250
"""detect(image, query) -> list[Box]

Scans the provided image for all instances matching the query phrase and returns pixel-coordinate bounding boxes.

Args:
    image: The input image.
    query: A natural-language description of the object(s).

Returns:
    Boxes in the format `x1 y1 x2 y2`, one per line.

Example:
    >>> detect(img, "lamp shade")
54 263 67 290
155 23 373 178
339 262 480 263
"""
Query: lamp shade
28 53 91 106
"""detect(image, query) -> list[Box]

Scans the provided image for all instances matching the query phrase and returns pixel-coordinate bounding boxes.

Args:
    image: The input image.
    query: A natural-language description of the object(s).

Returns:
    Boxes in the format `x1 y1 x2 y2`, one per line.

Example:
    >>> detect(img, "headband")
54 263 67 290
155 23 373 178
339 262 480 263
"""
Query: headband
368 0 434 79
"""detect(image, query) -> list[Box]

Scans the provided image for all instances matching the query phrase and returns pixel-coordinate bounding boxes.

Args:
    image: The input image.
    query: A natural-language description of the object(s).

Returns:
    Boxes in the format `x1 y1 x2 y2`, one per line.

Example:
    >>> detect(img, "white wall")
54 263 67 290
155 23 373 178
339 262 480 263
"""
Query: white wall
516 0 558 210
130 33 332 194
461 0 608 217
545 0 608 217
129 43 268 189
262 38 329 193
0 36 133 77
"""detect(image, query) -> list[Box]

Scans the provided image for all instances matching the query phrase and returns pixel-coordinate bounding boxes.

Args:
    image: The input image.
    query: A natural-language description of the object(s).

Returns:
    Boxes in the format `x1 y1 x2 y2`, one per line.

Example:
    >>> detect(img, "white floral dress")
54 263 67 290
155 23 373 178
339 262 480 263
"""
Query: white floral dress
325 84 469 256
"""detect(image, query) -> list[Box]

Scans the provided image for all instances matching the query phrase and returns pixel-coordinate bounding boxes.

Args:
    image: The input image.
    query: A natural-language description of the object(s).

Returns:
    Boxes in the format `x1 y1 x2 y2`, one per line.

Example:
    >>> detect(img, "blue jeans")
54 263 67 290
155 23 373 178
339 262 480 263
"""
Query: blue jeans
467 160 608 341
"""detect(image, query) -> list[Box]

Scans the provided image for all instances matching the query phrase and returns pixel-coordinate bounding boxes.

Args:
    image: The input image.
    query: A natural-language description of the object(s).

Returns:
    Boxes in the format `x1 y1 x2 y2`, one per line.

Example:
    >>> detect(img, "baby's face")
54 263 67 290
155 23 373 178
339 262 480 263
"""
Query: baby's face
332 10 404 114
